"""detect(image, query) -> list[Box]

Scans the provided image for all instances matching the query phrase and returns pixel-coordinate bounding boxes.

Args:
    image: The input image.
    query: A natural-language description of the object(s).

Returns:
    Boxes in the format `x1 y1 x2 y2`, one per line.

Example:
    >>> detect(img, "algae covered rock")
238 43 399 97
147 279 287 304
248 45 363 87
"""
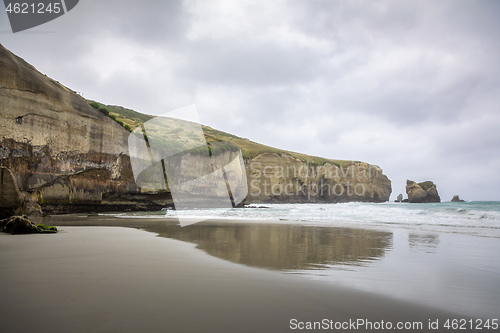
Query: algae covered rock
36 223 58 233
0 216 57 234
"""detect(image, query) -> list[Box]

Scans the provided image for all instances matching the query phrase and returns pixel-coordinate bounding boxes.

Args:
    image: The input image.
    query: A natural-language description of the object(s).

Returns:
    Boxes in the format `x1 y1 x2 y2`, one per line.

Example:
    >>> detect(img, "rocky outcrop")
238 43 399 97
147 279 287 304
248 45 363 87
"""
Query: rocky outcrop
406 180 440 203
0 166 44 221
451 195 465 202
0 166 23 218
0 215 57 234
245 153 391 203
395 193 403 202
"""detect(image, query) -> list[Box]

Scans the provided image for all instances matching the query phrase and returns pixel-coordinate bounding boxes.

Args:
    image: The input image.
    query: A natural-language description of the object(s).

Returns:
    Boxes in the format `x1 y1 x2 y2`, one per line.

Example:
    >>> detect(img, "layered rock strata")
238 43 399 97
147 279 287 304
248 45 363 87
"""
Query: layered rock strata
0 43 167 213
246 153 391 203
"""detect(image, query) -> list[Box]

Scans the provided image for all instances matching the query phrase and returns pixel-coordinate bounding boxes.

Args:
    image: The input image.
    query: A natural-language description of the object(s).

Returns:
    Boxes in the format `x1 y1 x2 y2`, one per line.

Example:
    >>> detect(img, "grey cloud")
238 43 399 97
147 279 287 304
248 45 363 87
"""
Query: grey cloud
88 0 188 45
174 37 324 87
284 0 500 129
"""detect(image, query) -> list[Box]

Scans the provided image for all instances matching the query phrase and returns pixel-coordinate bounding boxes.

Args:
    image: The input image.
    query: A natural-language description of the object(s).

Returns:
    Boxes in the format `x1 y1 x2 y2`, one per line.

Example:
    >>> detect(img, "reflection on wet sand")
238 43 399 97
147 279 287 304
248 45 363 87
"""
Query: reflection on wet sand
408 233 440 253
140 222 393 271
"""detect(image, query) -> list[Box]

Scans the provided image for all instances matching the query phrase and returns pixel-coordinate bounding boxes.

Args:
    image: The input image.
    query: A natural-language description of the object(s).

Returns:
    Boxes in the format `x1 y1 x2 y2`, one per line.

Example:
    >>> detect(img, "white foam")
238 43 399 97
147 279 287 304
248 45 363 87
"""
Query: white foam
111 201 500 237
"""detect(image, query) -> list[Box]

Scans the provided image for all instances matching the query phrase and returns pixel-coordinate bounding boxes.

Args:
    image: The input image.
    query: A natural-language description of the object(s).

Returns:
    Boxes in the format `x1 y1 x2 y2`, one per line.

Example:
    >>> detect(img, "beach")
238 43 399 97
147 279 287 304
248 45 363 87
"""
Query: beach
0 216 487 333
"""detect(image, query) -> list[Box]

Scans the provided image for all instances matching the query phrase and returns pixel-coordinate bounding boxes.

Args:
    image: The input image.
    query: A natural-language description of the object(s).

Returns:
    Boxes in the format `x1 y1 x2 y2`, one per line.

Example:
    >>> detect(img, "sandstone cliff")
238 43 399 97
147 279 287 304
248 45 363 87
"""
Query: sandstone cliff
0 43 392 213
0 43 168 213
246 153 391 203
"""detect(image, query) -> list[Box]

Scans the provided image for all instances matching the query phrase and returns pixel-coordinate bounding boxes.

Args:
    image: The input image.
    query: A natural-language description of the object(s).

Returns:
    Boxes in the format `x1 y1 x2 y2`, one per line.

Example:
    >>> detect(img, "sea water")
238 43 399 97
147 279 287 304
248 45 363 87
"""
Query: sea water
120 201 500 238
108 201 500 318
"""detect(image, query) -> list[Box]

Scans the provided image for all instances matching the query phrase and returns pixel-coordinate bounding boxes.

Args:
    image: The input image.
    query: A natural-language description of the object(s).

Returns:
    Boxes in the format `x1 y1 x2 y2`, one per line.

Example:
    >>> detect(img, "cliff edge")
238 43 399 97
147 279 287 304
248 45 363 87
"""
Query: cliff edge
0 43 392 213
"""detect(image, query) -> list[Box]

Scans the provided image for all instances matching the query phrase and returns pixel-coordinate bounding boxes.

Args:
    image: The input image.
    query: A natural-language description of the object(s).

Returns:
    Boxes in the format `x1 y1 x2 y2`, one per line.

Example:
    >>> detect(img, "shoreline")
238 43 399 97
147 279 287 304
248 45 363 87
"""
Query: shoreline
44 214 500 319
0 225 476 333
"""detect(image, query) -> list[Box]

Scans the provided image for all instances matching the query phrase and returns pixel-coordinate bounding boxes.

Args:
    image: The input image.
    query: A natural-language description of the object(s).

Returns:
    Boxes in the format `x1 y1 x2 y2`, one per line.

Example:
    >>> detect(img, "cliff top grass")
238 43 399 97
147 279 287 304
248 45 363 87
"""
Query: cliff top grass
87 100 152 132
417 181 435 190
87 100 359 167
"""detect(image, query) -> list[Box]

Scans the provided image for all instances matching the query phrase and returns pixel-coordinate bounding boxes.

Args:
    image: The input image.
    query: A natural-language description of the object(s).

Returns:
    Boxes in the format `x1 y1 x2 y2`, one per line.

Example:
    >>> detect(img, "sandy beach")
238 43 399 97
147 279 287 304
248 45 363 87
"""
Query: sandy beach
0 219 478 333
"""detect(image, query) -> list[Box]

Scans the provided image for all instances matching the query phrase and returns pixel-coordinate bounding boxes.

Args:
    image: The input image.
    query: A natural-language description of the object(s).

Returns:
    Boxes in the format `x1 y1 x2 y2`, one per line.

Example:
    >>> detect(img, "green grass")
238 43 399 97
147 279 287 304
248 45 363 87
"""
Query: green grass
202 125 352 166
87 100 357 166
418 181 435 190
36 224 57 233
87 100 154 132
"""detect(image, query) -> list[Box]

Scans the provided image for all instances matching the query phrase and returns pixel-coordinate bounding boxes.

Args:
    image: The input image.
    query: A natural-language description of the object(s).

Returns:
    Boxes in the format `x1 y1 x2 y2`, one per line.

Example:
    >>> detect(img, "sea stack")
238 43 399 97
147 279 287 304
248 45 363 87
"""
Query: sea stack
451 195 465 202
406 180 441 203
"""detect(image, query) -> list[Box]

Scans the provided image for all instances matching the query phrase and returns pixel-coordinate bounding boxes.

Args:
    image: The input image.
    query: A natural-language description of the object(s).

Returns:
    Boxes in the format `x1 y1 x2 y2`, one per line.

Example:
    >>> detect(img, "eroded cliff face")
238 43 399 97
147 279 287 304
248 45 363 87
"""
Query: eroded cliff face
132 148 391 205
0 166 23 218
0 43 392 213
245 153 391 203
0 43 159 212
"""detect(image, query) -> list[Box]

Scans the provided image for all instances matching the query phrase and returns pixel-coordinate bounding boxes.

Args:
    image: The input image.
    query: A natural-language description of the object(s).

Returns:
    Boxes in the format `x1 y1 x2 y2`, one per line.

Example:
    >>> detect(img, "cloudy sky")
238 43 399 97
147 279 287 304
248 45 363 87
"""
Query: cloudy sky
1 0 499 200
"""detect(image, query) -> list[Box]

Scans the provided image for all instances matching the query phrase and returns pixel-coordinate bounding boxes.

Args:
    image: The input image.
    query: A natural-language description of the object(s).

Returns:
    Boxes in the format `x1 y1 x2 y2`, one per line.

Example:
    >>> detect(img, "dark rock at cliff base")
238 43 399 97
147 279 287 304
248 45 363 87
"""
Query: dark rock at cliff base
25 200 44 223
0 167 23 218
0 216 38 234
451 195 465 202
0 215 57 234
406 180 441 203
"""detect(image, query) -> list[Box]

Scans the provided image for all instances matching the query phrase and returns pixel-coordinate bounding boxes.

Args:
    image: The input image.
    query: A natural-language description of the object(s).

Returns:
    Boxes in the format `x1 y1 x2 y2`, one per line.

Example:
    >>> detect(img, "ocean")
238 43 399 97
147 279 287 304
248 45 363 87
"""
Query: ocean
104 201 500 319
119 201 500 238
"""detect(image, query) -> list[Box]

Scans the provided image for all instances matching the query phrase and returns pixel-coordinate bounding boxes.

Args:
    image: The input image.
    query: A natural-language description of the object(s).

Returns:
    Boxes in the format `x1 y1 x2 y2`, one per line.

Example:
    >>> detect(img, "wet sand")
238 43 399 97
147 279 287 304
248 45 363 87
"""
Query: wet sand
0 222 474 332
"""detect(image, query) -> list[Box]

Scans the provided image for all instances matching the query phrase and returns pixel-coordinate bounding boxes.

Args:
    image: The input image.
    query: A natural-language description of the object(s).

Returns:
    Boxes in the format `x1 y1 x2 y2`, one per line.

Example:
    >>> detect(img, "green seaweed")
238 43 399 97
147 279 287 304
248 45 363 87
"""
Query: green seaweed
36 223 57 233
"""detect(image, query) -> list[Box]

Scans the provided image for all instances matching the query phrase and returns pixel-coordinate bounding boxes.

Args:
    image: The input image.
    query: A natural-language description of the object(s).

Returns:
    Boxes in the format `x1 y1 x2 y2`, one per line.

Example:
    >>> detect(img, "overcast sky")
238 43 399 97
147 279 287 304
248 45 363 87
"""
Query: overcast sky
1 0 499 200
